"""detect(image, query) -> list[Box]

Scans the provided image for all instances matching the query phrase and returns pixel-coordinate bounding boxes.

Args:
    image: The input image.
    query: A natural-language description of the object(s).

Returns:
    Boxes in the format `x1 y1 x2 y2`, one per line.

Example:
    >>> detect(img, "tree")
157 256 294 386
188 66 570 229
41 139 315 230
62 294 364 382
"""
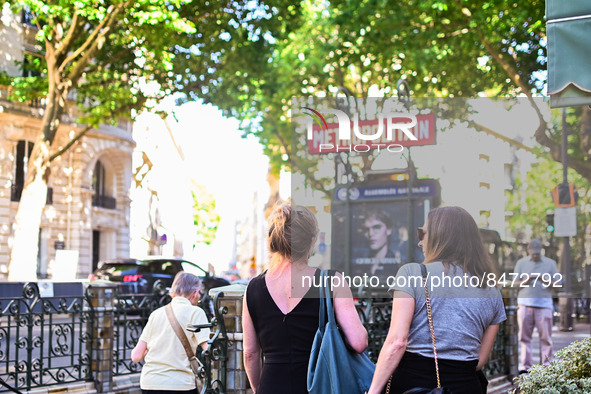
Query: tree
213 1 551 187
228 0 591 218
192 185 220 246
506 153 591 288
1 0 301 280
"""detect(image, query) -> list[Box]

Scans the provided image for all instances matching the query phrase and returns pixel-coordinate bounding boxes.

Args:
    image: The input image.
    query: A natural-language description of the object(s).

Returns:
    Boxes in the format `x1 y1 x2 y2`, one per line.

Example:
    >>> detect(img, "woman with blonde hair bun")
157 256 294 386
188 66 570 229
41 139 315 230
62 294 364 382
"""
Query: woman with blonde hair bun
242 201 368 394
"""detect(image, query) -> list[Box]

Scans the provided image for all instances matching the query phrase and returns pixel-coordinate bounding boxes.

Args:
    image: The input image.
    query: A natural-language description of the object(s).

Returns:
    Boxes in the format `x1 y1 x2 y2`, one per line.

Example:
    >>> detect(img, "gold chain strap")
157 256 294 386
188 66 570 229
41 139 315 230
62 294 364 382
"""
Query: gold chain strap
385 375 392 394
423 270 441 389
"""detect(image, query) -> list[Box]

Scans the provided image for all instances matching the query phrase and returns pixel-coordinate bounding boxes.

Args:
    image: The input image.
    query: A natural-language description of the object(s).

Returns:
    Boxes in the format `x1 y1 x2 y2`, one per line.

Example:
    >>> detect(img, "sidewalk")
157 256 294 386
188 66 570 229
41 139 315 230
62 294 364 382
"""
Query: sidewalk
488 319 590 394
531 319 590 356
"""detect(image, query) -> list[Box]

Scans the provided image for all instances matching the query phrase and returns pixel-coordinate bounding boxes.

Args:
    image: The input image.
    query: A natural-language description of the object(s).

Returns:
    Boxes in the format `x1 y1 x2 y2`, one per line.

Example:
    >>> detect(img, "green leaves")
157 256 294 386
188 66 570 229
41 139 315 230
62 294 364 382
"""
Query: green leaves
219 0 549 180
1 0 296 137
192 187 220 246
514 337 591 393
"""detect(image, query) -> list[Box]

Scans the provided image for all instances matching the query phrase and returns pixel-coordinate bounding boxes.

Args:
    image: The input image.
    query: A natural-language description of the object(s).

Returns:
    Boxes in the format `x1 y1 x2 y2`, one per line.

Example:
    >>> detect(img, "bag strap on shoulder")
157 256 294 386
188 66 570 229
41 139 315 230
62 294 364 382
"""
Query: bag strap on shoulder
318 270 327 328
420 264 441 389
319 269 336 325
324 270 336 323
165 303 203 367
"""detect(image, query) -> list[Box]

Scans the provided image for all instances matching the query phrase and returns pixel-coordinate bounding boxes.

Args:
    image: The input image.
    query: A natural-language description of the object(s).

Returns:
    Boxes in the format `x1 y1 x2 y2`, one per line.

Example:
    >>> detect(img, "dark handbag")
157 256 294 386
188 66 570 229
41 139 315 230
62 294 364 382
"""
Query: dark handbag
307 270 375 394
402 389 449 394
386 265 453 394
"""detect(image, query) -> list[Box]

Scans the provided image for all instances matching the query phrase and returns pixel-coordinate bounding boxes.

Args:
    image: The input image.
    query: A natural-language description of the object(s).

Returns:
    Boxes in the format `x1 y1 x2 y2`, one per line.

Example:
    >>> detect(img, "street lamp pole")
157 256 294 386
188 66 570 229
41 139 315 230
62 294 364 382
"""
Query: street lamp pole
559 108 574 331
397 80 415 261
334 87 356 279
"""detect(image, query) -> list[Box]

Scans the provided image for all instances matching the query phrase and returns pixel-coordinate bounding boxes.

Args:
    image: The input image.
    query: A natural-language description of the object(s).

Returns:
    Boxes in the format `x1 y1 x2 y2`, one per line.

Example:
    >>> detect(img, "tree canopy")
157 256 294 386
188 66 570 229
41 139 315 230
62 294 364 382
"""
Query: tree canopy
4 0 591 280
1 0 301 131
1 0 302 280
506 153 591 291
221 0 549 176
218 0 591 264
225 1 591 235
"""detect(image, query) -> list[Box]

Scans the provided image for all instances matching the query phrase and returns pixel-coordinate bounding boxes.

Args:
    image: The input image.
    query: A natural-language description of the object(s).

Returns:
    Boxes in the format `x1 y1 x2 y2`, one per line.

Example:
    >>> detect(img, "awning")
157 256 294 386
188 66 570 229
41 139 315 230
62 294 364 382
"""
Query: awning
547 0 591 108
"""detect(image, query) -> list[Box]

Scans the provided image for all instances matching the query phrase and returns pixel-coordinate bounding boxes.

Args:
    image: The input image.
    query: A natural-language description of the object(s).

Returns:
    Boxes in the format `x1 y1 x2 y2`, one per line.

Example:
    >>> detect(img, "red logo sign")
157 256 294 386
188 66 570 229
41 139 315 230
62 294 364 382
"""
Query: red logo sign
307 113 436 154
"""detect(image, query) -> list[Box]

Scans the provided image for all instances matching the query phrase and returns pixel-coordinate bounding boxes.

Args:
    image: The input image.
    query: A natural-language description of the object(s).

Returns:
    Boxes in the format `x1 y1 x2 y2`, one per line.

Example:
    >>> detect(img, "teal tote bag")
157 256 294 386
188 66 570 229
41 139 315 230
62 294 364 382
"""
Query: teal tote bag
307 270 375 394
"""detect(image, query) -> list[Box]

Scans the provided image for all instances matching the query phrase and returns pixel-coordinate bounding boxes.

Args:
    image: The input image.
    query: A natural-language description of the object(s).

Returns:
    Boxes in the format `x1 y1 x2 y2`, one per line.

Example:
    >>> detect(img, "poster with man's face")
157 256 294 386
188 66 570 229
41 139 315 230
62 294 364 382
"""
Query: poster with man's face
331 199 427 290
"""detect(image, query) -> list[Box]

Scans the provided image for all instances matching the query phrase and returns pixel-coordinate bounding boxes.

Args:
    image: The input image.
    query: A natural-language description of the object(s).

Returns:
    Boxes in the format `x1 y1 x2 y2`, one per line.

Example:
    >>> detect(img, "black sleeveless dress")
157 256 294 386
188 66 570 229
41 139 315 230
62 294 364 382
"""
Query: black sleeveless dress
245 269 326 394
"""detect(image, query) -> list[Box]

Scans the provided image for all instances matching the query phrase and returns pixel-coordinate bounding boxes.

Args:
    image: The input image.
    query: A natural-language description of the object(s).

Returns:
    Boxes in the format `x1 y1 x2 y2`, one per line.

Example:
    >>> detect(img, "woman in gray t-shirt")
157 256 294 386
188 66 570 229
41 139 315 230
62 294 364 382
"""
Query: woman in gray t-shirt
366 206 506 394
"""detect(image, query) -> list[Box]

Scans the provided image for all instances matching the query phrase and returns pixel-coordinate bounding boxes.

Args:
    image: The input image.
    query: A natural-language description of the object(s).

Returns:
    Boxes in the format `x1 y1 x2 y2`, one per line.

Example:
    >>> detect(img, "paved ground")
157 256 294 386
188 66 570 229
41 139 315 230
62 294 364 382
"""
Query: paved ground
529 319 590 363
489 319 590 393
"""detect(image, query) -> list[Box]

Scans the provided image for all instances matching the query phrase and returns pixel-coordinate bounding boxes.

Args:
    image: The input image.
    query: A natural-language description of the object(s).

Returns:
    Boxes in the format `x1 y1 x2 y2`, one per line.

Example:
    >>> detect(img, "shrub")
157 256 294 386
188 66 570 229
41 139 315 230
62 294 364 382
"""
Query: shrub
513 337 591 393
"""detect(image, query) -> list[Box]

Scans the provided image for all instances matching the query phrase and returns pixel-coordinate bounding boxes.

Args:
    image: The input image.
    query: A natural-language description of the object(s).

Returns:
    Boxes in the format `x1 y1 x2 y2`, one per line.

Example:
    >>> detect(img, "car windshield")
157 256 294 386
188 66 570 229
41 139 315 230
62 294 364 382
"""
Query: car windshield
136 260 180 275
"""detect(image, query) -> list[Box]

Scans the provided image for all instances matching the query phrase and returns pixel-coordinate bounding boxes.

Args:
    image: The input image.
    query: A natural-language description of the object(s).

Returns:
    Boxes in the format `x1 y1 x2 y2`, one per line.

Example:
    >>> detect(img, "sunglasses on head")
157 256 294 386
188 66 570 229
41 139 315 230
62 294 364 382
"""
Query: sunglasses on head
417 227 426 241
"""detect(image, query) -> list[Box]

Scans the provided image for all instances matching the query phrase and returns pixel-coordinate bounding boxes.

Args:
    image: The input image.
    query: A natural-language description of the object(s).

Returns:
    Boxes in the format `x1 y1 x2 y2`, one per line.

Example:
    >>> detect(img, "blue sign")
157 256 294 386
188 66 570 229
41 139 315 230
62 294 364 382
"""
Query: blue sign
335 179 439 201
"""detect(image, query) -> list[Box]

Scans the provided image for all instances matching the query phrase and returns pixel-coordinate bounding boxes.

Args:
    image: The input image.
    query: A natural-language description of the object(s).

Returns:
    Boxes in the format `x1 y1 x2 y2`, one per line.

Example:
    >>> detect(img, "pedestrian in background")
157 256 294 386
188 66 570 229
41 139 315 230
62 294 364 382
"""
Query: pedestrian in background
514 239 560 373
131 272 210 394
242 201 368 394
366 206 506 394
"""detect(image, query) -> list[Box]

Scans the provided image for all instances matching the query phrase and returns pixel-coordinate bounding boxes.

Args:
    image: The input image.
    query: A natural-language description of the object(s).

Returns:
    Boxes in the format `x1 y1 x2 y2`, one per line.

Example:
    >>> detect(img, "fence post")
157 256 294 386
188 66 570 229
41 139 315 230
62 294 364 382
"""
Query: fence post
86 282 118 393
208 284 247 394
503 287 519 377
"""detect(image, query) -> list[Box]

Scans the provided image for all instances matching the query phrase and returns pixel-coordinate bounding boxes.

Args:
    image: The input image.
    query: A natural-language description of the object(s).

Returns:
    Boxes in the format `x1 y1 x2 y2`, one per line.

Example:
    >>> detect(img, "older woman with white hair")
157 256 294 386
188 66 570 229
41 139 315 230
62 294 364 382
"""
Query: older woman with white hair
132 272 210 394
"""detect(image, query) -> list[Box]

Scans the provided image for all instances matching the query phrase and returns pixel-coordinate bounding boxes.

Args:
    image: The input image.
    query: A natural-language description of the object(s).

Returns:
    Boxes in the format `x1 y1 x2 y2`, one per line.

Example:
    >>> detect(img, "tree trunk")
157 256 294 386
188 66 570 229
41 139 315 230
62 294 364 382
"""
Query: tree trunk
8 82 65 281
7 144 50 281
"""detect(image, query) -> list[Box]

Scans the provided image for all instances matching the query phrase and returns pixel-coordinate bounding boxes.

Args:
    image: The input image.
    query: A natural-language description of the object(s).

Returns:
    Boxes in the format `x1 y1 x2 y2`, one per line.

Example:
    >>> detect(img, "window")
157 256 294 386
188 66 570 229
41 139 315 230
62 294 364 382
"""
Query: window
12 140 34 202
160 261 178 275
479 210 491 227
92 160 116 209
181 261 207 276
12 140 53 204
93 160 106 198
22 53 42 78
20 8 35 26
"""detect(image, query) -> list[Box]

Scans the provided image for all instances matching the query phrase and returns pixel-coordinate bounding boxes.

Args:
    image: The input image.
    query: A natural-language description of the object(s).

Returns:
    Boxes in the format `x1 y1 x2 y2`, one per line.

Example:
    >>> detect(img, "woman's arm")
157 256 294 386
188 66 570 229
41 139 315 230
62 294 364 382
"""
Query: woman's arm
242 291 262 393
366 293 415 394
198 340 209 351
131 340 148 363
333 273 368 353
477 324 499 370
192 306 210 352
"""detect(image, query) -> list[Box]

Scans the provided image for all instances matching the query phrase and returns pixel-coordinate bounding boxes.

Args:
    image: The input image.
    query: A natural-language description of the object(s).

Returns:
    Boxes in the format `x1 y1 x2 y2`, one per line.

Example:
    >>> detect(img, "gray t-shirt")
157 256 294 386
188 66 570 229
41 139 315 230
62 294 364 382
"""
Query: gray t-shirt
514 255 559 309
390 262 506 361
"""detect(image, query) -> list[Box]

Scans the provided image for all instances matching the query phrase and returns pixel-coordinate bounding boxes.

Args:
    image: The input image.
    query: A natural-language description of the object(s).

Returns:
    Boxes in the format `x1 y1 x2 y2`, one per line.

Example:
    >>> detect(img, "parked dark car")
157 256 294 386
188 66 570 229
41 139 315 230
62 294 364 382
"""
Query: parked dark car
89 257 230 319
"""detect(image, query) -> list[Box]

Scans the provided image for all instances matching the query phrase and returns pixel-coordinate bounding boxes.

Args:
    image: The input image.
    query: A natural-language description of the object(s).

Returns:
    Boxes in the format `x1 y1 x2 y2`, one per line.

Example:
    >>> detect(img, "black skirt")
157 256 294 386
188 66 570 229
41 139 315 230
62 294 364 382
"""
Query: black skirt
387 352 485 394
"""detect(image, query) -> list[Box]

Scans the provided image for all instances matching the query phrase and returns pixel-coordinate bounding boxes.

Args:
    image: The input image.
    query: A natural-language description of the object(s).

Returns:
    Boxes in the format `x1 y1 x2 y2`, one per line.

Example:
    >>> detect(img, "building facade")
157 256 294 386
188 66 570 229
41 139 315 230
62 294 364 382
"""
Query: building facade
0 8 133 279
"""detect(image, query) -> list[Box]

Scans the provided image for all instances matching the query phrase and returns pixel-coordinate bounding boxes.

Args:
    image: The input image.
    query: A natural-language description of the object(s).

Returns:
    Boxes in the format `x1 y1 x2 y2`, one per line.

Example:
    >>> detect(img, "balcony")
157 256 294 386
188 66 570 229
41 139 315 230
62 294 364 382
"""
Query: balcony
11 184 53 204
92 195 116 210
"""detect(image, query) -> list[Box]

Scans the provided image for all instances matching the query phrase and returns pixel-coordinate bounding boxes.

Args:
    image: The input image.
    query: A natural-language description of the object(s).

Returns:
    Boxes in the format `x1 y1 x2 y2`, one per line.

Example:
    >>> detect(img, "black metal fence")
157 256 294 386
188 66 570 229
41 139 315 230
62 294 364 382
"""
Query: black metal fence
1 281 512 393
112 282 229 393
355 296 509 379
0 283 93 392
0 281 230 393
112 282 171 377
190 291 229 394
356 297 392 362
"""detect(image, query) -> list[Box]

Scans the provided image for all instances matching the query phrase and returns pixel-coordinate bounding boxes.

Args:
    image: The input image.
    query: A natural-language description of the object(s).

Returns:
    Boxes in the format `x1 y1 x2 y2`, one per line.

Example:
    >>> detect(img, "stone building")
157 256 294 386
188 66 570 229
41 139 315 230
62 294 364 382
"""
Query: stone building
0 8 133 279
